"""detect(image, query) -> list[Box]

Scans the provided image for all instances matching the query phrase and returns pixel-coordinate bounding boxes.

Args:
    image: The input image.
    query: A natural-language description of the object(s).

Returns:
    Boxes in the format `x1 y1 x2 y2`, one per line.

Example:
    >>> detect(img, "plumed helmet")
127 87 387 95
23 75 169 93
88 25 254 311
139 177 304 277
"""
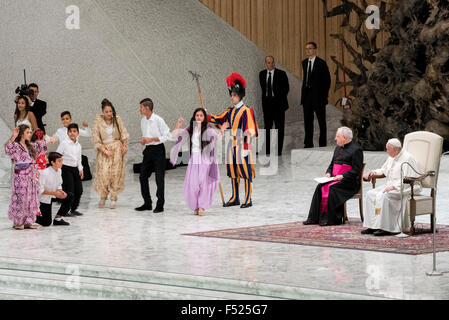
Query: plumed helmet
226 72 247 99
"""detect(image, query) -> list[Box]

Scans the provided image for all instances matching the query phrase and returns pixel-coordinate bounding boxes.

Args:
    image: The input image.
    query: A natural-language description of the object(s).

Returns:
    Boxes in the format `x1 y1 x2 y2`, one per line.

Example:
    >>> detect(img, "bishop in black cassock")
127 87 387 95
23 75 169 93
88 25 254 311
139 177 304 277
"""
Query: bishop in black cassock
303 127 363 226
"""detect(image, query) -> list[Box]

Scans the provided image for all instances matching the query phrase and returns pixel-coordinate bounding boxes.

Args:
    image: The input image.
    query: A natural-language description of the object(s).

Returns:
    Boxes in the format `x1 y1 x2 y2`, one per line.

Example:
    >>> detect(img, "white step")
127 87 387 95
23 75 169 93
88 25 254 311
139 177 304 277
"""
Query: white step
0 286 99 300
0 268 278 300
0 257 381 300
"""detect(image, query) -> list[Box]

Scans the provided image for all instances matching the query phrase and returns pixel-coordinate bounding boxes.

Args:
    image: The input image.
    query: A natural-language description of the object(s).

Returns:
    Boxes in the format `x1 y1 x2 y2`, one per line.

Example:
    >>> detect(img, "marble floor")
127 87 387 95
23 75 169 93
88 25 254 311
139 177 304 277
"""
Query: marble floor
1 147 449 300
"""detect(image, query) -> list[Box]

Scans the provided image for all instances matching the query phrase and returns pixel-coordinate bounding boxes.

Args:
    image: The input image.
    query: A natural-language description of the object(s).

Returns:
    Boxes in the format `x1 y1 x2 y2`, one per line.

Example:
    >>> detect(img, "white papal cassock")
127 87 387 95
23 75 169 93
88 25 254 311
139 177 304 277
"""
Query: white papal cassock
363 149 422 233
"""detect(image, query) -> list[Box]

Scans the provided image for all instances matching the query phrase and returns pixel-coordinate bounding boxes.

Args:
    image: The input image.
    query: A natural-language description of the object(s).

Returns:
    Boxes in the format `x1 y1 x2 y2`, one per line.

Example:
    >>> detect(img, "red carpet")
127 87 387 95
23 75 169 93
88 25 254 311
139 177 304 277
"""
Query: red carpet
184 220 449 255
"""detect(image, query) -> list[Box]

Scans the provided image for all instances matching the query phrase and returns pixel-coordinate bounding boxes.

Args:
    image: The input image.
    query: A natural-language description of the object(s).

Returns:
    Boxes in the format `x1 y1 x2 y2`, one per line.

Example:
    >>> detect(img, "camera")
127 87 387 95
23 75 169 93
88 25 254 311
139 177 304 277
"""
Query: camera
15 84 32 97
15 69 33 97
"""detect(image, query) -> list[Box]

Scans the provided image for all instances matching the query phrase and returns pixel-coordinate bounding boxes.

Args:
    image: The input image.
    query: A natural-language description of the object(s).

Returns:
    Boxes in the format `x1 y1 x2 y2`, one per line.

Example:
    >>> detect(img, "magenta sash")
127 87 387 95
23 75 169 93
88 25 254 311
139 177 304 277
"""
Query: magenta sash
320 164 352 213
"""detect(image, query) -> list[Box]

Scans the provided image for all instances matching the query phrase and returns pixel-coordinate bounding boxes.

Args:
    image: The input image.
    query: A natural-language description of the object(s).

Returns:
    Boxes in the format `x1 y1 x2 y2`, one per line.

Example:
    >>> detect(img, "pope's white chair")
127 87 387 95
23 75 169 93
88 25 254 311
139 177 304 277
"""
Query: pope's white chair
369 131 443 235
402 131 443 234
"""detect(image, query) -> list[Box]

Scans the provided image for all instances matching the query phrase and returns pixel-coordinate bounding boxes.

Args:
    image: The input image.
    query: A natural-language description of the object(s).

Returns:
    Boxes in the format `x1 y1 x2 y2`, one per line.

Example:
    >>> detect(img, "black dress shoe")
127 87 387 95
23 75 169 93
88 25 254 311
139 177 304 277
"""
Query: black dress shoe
153 207 164 213
53 219 70 226
240 202 252 209
373 229 392 237
70 210 83 216
361 228 377 235
63 212 77 217
135 204 152 211
223 200 240 207
303 220 317 225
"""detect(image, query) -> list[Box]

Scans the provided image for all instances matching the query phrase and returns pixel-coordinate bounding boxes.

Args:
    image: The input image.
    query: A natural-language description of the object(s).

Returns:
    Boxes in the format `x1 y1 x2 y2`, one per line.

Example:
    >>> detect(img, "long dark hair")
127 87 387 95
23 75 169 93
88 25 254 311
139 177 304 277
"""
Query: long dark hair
101 98 122 138
15 124 36 159
14 96 30 124
188 108 210 152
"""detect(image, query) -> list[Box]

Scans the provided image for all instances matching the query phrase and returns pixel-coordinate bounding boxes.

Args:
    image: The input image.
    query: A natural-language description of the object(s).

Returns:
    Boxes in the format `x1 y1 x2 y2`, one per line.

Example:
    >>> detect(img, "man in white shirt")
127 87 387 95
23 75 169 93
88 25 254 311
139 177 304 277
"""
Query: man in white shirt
362 139 422 236
135 98 171 213
56 123 85 217
36 152 70 226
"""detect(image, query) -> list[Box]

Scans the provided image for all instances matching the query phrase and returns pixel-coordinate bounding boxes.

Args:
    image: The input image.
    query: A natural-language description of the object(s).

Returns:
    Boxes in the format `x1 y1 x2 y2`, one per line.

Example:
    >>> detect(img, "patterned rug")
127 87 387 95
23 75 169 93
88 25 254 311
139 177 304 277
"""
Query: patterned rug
184 220 449 255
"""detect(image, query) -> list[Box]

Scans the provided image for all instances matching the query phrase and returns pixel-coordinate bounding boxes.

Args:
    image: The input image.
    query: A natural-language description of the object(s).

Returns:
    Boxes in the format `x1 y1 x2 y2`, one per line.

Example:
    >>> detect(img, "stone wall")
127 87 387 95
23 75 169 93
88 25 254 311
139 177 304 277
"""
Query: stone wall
0 0 310 153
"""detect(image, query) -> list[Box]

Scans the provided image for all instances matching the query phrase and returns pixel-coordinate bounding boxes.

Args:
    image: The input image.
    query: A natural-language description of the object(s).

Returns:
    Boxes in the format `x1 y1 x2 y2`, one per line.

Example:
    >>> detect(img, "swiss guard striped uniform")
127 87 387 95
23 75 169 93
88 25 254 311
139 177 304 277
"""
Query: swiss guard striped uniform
208 100 259 208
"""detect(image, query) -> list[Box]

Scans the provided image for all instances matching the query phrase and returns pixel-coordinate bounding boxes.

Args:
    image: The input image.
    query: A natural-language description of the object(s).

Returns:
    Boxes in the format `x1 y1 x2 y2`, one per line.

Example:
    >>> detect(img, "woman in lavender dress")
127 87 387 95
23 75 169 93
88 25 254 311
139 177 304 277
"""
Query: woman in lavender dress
170 108 228 216
4 125 56 230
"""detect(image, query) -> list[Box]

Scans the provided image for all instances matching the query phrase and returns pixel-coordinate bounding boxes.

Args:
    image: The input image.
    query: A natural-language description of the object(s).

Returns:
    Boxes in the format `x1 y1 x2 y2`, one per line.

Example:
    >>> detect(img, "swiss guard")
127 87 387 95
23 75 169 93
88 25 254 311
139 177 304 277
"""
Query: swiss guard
208 73 259 208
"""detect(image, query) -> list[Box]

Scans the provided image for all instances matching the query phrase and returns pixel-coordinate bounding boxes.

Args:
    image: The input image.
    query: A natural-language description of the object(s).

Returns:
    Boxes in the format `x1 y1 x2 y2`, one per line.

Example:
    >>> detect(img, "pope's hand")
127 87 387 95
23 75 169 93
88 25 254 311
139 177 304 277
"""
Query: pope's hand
364 171 375 180
383 186 396 193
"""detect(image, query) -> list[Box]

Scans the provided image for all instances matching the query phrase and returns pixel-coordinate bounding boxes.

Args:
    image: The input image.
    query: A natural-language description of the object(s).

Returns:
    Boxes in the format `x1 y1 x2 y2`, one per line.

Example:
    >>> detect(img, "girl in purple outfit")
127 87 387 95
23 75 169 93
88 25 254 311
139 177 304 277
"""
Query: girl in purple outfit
4 125 56 230
170 108 228 216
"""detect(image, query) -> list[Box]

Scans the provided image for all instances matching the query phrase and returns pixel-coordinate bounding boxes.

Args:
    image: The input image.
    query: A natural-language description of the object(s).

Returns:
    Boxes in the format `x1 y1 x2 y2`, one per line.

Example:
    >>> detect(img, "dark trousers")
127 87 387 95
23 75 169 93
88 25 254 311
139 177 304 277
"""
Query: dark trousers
303 98 327 148
36 202 52 227
81 155 92 181
139 144 166 209
58 165 83 215
263 99 285 155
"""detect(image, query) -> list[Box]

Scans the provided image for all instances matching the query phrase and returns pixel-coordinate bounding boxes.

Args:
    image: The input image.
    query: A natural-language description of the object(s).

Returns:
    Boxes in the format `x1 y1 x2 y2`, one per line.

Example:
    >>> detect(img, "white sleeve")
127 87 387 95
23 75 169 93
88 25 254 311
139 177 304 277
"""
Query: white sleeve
158 118 172 144
55 128 65 142
56 142 64 155
57 172 63 190
141 119 146 138
79 127 92 137
38 171 46 196
78 146 83 171
374 159 389 176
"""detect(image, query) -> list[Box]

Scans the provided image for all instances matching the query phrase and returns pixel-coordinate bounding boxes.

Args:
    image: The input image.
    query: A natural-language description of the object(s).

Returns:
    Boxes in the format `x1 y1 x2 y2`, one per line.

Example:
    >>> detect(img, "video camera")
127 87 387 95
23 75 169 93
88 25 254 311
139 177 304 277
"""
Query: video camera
15 69 33 97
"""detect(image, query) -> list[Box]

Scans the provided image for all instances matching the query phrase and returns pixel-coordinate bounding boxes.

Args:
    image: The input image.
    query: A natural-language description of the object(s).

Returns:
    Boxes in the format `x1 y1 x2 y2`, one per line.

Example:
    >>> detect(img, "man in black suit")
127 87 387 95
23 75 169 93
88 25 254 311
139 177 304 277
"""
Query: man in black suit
259 55 289 156
301 42 331 148
28 83 47 133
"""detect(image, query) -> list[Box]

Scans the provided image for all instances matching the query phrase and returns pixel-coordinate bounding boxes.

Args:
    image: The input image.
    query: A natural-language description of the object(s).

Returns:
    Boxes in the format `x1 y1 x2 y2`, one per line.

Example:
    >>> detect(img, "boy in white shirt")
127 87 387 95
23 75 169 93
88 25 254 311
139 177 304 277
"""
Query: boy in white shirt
36 152 70 226
55 111 92 181
56 123 84 217
135 98 172 213
55 111 91 143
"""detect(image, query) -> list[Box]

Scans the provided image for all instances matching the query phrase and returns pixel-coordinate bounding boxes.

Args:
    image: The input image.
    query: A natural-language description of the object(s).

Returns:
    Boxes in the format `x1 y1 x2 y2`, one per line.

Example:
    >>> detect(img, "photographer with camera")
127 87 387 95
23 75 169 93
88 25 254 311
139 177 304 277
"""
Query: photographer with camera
14 71 46 133
28 83 47 134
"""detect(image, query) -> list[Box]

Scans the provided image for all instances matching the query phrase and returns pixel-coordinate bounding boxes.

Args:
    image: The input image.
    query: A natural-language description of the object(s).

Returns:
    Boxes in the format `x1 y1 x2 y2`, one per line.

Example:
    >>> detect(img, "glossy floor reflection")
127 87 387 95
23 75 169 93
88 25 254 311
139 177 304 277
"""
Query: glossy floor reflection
1 149 449 300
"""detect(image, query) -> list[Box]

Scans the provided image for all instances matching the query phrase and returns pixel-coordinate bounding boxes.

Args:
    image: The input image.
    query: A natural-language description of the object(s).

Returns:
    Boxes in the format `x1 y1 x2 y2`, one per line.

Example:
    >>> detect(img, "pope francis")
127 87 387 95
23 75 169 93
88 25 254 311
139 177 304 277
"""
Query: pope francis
362 139 422 236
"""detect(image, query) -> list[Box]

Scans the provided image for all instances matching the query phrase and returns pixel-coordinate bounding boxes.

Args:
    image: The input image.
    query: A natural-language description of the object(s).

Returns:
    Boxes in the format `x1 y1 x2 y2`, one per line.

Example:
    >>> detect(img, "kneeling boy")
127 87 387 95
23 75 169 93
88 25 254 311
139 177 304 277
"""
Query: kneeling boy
36 152 70 226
